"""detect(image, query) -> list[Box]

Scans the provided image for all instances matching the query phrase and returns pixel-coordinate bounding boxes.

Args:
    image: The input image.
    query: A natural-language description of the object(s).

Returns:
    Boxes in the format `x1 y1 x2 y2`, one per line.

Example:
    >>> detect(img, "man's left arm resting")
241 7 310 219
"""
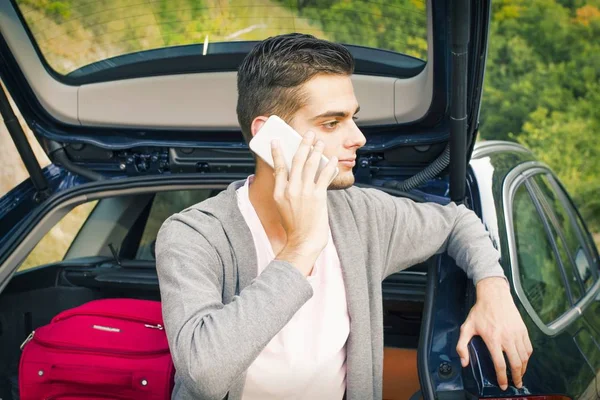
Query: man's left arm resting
457 276 533 391
375 191 533 391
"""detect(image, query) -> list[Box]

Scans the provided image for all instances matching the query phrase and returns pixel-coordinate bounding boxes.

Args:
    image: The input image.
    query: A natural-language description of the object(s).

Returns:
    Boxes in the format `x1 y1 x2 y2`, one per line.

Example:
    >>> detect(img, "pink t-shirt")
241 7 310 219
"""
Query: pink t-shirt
237 176 350 400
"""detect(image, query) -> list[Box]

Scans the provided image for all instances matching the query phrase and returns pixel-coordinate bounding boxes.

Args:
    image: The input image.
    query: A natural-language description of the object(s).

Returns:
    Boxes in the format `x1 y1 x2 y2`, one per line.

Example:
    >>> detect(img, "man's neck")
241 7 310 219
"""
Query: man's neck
248 162 287 253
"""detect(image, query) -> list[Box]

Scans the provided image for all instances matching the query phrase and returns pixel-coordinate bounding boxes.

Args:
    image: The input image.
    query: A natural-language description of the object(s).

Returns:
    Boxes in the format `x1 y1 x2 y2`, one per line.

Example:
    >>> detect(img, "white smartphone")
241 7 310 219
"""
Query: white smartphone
249 115 339 184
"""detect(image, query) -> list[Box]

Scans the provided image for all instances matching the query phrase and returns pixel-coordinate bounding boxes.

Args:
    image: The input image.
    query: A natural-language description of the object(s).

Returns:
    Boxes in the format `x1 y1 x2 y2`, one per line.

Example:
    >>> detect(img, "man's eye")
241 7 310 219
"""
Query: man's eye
353 116 359 121
323 121 339 129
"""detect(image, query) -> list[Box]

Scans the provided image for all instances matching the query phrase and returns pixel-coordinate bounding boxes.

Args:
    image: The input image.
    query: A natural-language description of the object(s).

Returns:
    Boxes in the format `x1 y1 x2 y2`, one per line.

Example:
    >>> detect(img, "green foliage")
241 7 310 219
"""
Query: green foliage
480 0 600 236
46 2 71 22
17 0 72 24
276 0 428 59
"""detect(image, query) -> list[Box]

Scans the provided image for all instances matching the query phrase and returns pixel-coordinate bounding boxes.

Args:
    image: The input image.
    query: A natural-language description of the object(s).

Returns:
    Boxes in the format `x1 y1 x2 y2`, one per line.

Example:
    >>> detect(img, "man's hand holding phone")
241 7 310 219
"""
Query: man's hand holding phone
271 131 338 277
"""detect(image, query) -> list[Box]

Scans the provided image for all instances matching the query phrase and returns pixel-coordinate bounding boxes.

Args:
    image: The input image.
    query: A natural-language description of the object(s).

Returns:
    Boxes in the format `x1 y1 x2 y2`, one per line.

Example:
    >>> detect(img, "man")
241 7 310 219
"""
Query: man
156 33 532 400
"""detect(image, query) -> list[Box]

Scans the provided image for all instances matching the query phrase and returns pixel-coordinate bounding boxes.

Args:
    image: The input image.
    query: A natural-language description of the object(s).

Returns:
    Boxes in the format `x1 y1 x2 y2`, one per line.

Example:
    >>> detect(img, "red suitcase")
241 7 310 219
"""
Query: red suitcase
19 298 175 400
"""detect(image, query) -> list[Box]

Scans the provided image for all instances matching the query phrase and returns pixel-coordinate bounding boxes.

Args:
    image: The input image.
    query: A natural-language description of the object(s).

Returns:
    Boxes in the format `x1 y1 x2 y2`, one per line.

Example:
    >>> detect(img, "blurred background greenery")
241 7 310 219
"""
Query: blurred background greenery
4 0 600 252
481 0 600 246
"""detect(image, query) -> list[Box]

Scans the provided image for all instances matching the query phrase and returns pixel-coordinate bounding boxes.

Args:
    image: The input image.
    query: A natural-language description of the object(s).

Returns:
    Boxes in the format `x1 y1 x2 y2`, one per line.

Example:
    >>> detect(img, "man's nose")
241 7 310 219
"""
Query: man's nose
346 122 366 149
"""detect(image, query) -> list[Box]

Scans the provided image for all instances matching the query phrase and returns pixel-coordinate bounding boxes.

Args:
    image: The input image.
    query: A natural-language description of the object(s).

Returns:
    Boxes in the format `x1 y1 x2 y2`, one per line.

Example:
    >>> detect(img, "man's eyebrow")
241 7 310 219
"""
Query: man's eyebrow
310 106 361 121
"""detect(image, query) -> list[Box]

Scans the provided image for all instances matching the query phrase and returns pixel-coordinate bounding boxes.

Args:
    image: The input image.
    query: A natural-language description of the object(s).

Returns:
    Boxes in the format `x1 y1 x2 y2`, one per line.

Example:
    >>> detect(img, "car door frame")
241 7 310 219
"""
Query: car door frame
502 161 600 398
504 162 600 336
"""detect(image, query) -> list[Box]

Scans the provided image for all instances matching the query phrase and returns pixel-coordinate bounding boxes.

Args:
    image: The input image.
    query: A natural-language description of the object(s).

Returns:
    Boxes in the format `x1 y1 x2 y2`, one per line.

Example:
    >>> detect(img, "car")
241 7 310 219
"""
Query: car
0 0 598 399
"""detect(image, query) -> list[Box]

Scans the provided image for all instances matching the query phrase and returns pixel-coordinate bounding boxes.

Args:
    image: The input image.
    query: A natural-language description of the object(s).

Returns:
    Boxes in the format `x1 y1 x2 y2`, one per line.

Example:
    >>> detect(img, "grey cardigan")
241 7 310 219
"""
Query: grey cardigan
155 181 505 400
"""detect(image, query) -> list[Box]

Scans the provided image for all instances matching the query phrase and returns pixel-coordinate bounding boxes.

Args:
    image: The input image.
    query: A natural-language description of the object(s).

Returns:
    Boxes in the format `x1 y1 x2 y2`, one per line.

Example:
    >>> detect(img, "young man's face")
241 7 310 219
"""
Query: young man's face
288 74 366 190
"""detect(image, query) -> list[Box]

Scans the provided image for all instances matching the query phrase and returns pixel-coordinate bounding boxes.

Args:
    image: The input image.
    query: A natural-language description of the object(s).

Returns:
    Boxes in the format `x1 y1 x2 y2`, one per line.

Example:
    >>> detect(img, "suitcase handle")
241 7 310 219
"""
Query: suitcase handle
49 365 133 389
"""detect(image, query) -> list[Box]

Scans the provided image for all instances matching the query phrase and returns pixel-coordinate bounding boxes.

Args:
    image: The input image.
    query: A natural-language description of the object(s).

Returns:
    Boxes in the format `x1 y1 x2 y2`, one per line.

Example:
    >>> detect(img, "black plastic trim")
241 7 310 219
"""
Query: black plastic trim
449 0 470 203
465 0 491 156
0 76 49 198
49 142 105 181
63 43 426 85
418 257 438 400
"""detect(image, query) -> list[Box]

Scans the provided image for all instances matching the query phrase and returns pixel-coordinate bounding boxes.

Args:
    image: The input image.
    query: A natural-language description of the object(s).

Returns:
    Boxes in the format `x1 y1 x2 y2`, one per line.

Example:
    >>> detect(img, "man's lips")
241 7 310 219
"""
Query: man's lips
338 158 356 168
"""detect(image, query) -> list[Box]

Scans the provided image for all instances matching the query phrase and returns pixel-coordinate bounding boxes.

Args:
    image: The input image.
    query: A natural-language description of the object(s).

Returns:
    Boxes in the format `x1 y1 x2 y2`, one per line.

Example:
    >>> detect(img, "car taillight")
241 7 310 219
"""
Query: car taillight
483 396 572 400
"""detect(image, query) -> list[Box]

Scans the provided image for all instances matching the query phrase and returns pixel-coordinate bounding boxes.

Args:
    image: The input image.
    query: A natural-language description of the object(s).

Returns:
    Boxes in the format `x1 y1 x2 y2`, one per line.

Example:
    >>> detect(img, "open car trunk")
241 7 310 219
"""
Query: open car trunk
0 182 432 400
0 0 496 397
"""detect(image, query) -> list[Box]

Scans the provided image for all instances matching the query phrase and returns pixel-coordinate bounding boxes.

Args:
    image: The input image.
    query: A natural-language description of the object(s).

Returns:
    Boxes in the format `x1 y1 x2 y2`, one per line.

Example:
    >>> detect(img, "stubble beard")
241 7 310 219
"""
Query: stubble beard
327 171 355 190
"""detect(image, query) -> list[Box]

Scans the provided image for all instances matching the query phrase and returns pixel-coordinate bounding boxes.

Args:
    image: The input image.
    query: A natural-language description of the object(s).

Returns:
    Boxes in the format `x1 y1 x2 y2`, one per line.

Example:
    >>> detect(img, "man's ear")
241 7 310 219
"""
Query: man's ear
250 116 269 138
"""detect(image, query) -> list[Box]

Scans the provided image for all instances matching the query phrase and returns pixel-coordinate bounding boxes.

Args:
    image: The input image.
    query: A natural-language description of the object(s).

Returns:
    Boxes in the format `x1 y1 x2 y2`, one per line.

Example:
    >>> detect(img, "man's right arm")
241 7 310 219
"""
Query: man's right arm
156 131 338 399
155 217 313 400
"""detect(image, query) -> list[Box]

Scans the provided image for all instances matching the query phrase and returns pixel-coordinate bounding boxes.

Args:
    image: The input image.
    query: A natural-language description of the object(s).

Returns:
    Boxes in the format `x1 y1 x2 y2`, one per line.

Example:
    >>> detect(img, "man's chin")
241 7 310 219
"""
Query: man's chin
327 173 355 190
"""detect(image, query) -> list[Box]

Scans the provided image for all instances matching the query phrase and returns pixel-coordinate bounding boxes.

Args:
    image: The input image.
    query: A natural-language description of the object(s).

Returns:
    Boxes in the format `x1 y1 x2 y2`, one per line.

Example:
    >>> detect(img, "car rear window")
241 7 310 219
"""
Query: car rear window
136 189 214 260
15 0 428 76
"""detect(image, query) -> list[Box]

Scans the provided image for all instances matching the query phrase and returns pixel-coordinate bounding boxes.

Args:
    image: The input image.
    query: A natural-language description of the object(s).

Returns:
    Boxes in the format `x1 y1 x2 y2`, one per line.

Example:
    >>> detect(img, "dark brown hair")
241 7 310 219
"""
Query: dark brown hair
236 33 354 143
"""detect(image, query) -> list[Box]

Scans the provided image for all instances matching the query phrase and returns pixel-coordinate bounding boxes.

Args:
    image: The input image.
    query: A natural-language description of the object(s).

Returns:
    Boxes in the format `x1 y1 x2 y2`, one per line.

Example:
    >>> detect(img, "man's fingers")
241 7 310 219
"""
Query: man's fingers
456 322 474 367
488 344 508 390
289 131 314 185
316 155 339 190
525 334 534 358
271 139 288 199
505 344 523 389
521 334 533 378
303 140 324 186
517 339 529 382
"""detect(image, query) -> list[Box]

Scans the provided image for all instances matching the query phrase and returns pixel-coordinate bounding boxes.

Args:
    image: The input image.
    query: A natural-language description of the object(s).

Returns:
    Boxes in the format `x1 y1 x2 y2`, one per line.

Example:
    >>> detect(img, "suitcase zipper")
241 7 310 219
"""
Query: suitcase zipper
33 337 169 357
20 323 162 351
24 321 168 355
54 310 162 327
46 394 127 400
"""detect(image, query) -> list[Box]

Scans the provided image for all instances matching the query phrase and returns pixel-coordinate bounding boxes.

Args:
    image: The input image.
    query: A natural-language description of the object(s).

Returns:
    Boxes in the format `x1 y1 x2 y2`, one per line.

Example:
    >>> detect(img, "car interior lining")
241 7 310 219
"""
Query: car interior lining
0 0 434 130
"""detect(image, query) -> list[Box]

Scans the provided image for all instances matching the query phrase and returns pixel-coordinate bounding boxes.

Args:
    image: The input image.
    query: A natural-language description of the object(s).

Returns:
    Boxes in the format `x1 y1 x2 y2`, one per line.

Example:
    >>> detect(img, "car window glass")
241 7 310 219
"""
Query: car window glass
574 249 592 286
513 184 570 325
533 174 596 291
136 189 213 260
553 178 600 281
17 201 98 272
15 0 428 76
537 203 584 302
